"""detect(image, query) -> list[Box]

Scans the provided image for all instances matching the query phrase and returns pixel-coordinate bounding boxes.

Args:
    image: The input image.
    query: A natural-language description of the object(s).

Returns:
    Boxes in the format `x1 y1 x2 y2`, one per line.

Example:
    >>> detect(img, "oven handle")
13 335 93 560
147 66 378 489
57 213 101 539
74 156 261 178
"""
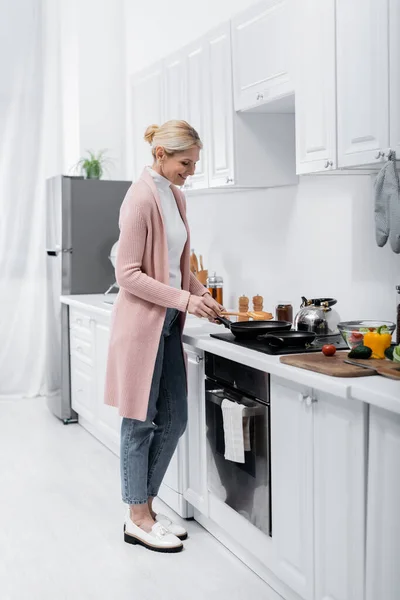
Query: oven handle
206 389 265 418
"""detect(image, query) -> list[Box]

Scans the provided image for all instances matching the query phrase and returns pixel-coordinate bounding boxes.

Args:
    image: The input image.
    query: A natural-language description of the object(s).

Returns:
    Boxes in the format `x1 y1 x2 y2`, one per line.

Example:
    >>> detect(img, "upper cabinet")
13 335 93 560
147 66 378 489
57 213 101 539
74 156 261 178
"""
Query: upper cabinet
231 0 294 113
206 24 236 187
336 0 390 167
163 51 186 123
184 40 209 190
389 0 400 157
131 21 297 188
295 0 337 174
131 64 164 178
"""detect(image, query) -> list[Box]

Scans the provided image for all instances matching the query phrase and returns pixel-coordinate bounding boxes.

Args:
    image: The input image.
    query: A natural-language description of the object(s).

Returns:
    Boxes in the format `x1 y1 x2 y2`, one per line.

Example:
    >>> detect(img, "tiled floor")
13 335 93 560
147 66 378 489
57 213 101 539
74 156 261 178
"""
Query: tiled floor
0 397 277 600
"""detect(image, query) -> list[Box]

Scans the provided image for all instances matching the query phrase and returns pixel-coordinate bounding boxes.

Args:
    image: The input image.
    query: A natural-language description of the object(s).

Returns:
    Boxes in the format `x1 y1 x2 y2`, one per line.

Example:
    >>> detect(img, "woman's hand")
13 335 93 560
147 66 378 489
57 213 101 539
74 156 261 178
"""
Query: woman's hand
187 293 224 321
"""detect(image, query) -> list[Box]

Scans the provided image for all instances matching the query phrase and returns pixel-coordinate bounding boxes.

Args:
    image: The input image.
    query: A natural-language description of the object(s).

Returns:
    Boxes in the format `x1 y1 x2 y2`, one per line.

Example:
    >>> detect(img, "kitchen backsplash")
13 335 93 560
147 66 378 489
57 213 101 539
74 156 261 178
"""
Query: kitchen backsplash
188 174 399 323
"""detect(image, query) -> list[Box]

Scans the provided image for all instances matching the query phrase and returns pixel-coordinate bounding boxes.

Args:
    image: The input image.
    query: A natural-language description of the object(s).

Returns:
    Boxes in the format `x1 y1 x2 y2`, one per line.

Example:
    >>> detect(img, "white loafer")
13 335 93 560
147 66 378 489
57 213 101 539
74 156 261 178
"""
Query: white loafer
124 516 183 553
155 514 188 541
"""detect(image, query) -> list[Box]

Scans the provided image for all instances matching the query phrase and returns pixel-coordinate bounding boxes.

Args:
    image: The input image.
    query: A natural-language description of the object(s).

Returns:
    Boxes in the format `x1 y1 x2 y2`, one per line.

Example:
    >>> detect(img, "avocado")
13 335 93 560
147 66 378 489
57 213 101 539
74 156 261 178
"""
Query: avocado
348 345 372 359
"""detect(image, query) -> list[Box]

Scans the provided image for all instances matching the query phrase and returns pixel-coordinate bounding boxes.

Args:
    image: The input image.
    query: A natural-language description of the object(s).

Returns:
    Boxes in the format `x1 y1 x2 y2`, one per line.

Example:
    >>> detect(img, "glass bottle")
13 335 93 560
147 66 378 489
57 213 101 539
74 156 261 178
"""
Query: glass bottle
275 301 293 324
207 272 224 305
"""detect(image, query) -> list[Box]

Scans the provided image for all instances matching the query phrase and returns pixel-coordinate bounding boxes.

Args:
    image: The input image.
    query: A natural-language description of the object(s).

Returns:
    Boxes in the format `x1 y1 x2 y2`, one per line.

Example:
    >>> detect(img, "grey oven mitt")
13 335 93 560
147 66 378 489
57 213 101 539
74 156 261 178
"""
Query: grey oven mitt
374 154 400 252
389 158 400 254
374 159 392 247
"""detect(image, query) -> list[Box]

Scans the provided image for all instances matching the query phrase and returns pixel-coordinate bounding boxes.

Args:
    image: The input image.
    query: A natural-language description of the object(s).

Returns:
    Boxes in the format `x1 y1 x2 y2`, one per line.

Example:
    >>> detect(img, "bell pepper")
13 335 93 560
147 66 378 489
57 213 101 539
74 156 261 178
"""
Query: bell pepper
363 327 392 359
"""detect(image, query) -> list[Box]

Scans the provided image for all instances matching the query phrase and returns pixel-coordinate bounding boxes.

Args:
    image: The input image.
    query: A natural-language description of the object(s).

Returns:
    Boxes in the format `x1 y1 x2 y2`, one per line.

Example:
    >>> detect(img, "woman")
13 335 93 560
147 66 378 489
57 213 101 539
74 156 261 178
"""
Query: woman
104 120 223 553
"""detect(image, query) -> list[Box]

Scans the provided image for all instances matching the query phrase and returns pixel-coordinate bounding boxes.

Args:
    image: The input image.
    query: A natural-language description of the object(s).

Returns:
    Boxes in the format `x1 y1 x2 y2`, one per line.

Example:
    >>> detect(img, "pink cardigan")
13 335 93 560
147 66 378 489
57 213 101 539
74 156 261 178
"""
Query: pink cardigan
104 168 208 420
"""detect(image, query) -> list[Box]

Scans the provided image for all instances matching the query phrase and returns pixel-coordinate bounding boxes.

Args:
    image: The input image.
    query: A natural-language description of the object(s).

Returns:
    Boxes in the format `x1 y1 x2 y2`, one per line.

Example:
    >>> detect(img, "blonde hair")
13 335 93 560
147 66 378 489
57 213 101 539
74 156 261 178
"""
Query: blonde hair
144 120 203 157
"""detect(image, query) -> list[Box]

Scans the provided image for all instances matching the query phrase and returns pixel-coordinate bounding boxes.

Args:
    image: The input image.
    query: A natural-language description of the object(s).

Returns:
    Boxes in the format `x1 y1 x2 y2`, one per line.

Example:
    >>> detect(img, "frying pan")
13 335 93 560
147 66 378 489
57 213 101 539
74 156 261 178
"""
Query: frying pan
258 331 316 348
216 316 292 340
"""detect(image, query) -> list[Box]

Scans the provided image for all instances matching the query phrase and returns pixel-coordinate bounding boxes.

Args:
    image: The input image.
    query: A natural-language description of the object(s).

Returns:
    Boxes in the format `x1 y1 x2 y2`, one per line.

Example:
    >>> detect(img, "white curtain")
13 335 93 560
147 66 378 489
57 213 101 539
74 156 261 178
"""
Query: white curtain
0 0 61 398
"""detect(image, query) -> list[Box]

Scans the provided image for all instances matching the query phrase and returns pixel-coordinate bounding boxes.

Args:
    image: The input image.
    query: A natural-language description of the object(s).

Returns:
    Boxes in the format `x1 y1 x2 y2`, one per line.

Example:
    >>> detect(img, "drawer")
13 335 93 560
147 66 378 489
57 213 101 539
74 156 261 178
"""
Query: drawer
70 308 93 334
70 331 93 365
71 357 95 421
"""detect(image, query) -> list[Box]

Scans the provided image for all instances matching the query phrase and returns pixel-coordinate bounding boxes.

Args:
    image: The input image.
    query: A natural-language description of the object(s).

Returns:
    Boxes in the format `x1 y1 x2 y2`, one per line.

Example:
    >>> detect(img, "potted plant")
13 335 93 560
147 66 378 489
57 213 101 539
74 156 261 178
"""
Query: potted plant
74 150 112 179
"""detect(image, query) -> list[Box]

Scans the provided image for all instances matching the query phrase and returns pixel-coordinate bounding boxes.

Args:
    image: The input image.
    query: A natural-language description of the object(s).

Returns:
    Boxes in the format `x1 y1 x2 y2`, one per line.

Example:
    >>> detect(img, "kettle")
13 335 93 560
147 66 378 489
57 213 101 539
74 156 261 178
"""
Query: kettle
294 297 340 335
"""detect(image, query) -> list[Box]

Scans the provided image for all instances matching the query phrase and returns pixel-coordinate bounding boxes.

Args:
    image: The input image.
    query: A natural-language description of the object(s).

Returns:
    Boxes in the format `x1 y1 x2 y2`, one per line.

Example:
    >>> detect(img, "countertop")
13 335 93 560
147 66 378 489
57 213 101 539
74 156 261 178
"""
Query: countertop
61 294 400 415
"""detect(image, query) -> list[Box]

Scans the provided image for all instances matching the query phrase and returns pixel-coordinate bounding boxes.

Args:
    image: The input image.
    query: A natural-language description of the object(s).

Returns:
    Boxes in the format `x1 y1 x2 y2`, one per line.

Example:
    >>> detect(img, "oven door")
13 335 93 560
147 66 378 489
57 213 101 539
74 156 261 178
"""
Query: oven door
205 380 271 536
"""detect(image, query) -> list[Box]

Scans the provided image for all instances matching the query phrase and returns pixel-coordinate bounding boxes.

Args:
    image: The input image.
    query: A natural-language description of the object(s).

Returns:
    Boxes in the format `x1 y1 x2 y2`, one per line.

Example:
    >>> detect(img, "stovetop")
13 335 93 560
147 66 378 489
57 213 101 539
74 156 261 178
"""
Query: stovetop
209 332 348 356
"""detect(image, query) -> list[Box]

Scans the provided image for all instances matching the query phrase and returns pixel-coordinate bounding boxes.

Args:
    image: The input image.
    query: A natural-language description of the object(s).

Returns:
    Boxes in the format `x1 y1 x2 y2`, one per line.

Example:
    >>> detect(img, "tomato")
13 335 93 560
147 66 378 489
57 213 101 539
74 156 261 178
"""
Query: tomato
322 344 337 357
350 332 364 341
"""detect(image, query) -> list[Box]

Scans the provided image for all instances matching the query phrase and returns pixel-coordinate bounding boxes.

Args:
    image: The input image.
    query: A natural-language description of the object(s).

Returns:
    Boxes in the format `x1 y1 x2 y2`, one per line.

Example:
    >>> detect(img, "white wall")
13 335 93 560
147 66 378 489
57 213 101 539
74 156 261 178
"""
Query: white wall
187 177 399 322
125 0 400 322
58 0 126 179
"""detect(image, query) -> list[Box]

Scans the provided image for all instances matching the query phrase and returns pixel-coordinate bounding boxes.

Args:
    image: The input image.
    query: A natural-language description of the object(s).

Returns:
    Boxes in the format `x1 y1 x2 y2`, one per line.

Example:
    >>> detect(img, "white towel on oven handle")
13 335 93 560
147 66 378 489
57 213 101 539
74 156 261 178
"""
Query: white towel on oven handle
222 398 246 463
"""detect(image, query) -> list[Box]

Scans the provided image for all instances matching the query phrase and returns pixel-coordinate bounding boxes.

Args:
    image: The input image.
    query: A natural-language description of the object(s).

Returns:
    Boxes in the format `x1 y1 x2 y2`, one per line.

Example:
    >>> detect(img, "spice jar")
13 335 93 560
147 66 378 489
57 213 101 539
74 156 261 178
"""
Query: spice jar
396 285 400 345
207 272 224 305
275 301 293 324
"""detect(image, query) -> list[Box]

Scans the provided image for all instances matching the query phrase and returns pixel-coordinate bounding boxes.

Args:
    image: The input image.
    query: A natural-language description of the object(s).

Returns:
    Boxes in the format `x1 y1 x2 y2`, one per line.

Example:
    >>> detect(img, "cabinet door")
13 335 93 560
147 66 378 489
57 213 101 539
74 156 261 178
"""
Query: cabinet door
163 51 186 122
183 346 208 516
131 64 164 180
70 356 95 423
295 0 337 174
336 0 389 167
183 40 208 190
206 23 235 188
270 377 314 600
313 392 366 600
389 0 400 156
366 406 400 600
231 0 293 112
94 319 121 455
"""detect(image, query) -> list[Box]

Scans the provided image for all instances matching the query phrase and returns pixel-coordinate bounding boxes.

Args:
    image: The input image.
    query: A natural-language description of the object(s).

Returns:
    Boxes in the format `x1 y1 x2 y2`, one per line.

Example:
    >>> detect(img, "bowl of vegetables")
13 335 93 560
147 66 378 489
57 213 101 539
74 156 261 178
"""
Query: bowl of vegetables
338 320 396 355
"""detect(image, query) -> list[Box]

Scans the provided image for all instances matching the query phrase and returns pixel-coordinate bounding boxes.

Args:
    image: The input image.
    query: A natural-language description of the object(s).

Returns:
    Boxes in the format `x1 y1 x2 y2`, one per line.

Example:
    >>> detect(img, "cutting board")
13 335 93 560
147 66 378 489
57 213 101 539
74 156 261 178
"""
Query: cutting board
280 351 400 379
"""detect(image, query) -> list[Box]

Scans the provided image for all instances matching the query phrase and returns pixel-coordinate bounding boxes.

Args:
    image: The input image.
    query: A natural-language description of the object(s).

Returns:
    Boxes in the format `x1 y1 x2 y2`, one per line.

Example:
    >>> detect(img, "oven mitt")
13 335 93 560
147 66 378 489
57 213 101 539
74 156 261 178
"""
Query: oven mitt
389 158 400 254
374 160 391 247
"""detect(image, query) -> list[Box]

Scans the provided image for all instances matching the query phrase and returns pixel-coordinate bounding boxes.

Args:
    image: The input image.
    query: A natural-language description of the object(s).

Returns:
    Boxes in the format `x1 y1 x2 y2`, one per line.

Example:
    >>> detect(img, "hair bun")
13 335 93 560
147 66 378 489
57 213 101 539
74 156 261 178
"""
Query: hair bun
144 124 159 144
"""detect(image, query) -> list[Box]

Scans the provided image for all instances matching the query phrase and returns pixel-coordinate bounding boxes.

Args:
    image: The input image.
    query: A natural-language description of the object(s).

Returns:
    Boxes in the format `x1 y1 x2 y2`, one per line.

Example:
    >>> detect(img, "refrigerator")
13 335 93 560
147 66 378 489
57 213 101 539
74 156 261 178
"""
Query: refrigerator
46 175 131 423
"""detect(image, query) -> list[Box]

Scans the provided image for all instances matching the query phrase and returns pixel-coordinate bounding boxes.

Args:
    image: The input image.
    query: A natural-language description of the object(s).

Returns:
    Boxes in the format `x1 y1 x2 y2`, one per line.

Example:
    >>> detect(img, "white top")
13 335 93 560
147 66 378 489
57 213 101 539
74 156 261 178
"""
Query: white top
147 167 187 289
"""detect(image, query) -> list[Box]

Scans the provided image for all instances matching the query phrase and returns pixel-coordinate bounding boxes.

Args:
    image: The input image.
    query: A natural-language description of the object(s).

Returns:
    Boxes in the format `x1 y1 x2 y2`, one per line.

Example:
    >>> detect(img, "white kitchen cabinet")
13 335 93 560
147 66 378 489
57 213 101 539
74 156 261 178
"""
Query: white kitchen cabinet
131 63 164 180
231 0 294 113
389 0 400 157
295 0 337 174
163 51 186 123
69 309 121 455
130 22 297 190
336 0 390 167
313 392 366 600
271 378 314 600
183 345 208 516
93 317 121 455
271 377 367 600
70 356 95 424
182 39 208 190
206 23 236 188
205 22 297 189
366 406 400 600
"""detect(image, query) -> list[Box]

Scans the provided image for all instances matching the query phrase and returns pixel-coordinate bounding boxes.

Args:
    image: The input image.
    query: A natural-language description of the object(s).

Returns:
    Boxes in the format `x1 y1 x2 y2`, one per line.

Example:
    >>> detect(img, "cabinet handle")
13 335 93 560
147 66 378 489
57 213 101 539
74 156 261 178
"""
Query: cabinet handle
384 148 393 160
375 151 384 159
324 160 333 169
195 355 203 364
256 93 264 101
305 395 317 407
226 177 234 184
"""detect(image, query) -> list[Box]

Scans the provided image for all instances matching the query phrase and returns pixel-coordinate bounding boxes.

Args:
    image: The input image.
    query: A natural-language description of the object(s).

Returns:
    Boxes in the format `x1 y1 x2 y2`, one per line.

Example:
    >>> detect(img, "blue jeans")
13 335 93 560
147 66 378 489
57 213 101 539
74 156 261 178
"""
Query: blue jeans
120 309 188 504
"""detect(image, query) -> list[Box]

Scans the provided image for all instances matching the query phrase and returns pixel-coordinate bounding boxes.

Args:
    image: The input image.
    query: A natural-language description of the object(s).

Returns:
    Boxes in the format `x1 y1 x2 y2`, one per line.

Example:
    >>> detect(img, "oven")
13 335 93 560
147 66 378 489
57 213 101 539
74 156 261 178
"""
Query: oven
205 352 271 536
